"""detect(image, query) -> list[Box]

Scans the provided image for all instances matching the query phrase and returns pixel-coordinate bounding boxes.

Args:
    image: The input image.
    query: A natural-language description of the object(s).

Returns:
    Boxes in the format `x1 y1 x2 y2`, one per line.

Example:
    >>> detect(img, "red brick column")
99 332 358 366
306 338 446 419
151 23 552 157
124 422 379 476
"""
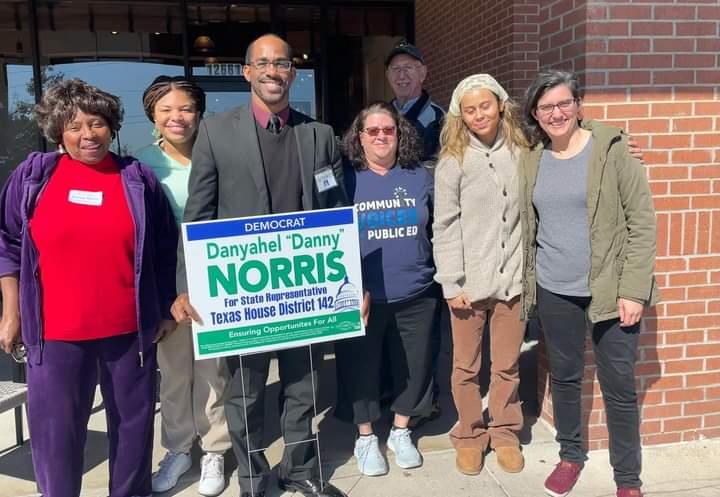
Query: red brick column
416 0 540 101
539 0 720 449
416 0 720 448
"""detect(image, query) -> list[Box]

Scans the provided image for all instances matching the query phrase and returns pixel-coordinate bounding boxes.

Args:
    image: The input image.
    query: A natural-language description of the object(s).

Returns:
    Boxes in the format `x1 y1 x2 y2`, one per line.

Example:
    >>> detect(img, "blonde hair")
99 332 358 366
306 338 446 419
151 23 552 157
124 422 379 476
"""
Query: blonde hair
439 95 529 166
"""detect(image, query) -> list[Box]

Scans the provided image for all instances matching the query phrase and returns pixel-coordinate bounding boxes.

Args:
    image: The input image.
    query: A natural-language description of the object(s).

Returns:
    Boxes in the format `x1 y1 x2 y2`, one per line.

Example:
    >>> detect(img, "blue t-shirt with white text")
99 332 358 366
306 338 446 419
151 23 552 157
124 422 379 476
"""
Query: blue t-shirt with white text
345 164 435 304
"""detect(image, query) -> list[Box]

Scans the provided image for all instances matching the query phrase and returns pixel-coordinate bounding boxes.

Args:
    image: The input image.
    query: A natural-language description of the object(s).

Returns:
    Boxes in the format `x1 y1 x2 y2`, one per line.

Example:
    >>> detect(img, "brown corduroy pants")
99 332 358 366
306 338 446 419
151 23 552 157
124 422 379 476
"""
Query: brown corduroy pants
449 296 525 450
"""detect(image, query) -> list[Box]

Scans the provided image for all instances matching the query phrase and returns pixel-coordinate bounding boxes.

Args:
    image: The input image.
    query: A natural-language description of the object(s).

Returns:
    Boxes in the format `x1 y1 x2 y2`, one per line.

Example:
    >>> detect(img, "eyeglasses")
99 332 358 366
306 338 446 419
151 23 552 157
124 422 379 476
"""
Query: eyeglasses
536 98 578 115
247 59 293 72
388 64 422 75
362 126 396 137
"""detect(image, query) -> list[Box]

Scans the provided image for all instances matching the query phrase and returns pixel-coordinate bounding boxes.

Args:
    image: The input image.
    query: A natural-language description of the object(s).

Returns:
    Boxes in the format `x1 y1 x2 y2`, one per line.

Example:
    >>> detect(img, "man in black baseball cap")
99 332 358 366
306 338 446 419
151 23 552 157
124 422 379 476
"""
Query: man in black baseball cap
384 40 445 163
384 40 426 67
383 40 447 432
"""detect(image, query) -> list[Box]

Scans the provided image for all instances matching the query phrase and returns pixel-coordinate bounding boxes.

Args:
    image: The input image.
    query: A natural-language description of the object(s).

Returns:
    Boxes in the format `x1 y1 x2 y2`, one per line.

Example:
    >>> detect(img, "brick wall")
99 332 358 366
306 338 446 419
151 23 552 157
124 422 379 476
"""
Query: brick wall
549 0 720 449
417 0 720 448
416 0 540 102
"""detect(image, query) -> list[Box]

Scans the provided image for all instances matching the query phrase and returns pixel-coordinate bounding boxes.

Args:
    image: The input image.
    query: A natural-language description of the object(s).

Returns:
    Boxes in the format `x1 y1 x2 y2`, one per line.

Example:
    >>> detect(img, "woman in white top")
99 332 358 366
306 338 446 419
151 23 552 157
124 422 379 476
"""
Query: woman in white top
136 76 231 497
433 74 529 477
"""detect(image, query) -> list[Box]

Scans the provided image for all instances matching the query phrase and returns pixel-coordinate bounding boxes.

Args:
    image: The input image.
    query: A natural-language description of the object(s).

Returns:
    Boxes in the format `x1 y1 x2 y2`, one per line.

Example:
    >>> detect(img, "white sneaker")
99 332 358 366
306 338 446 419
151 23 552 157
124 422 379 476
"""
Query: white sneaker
198 452 225 496
387 427 422 469
354 434 388 476
152 451 192 493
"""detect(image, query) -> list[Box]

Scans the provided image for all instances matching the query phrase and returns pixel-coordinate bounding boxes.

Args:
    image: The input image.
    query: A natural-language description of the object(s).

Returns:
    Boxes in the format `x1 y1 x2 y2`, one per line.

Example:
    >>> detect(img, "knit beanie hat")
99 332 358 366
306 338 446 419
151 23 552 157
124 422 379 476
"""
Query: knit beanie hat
448 74 510 117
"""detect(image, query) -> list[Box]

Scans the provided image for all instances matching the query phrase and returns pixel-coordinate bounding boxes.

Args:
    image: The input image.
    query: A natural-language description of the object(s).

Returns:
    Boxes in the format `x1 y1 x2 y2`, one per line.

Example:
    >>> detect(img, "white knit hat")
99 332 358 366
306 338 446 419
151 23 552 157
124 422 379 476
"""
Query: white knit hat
448 74 510 117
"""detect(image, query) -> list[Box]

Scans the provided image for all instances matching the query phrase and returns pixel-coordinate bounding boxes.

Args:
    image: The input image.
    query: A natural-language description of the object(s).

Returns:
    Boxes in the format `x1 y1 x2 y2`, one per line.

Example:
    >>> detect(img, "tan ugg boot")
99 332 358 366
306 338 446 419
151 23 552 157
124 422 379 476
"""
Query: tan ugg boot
456 448 484 475
495 446 525 473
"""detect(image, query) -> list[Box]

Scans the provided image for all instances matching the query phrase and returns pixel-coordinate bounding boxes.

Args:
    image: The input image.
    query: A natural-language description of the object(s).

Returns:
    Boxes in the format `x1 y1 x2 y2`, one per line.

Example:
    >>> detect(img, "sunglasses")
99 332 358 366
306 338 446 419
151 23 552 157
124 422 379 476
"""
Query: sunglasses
362 126 396 137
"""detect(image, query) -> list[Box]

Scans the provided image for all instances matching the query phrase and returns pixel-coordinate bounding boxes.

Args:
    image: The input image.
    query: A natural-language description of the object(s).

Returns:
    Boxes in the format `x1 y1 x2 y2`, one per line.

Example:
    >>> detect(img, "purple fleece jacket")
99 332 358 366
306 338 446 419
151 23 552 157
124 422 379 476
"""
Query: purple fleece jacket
0 151 178 365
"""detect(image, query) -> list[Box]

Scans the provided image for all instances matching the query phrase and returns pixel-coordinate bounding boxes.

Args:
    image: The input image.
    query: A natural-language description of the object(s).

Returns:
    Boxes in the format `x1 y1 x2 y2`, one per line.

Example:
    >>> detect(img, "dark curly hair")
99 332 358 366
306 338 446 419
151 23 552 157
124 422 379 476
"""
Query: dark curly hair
142 75 206 123
341 101 422 170
35 79 123 144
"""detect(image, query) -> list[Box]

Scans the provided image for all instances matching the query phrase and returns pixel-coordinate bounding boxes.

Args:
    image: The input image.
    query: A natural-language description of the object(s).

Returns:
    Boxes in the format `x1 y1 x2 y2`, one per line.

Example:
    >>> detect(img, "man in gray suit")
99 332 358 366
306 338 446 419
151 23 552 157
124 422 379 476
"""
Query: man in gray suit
171 34 347 497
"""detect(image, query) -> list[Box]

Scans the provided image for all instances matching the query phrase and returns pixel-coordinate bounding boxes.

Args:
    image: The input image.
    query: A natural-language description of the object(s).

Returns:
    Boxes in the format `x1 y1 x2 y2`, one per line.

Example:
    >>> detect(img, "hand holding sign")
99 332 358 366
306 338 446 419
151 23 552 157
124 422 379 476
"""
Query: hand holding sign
171 292 204 325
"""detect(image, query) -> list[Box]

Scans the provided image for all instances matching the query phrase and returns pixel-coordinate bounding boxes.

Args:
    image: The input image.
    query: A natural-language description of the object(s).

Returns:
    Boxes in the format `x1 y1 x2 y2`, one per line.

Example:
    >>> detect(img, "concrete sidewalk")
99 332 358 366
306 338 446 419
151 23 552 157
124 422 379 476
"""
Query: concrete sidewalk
1 346 719 497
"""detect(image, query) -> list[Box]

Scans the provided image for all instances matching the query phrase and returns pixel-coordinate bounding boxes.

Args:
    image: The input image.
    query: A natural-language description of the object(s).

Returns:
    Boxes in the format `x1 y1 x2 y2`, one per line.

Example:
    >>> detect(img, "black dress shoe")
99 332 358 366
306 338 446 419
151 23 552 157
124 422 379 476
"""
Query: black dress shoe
277 478 347 497
240 492 265 497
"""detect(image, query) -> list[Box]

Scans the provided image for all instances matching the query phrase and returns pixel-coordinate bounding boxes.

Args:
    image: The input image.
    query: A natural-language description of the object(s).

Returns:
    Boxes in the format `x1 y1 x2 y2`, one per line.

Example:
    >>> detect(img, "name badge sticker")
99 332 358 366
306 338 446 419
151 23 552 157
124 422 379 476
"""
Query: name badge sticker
68 190 103 206
314 167 338 193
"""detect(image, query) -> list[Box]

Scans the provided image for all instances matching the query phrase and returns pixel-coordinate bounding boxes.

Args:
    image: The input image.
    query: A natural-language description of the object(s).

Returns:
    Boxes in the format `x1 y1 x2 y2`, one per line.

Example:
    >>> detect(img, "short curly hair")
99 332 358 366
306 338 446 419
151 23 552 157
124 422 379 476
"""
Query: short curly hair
35 79 123 144
341 101 422 170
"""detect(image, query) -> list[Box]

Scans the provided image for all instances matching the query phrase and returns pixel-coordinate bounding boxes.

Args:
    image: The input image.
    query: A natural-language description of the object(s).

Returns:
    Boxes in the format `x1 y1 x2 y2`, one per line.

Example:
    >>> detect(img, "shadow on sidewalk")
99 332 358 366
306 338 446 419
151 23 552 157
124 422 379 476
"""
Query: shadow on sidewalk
0 428 110 483
316 320 540 479
0 318 541 489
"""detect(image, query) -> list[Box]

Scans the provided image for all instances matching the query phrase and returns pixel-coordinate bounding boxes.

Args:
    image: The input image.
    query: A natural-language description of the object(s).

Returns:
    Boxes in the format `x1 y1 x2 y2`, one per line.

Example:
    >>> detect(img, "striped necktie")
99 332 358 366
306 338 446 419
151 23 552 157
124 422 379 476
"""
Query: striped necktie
268 113 281 134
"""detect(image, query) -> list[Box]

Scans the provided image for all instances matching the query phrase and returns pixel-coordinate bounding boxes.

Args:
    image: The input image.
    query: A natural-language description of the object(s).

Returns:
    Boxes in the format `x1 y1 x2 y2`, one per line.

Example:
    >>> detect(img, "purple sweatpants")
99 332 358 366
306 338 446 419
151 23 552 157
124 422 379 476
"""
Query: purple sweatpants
26 332 156 497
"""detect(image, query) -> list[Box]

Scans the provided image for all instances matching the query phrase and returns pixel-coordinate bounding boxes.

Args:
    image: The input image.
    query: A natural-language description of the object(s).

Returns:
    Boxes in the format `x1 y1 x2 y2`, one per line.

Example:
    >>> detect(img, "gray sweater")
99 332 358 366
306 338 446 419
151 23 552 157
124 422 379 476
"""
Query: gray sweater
432 130 523 303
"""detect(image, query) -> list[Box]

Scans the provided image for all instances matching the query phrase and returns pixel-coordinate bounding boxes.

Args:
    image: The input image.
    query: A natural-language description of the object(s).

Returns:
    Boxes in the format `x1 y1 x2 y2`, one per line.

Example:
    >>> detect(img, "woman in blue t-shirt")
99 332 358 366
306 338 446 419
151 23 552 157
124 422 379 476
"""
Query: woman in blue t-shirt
334 101 439 477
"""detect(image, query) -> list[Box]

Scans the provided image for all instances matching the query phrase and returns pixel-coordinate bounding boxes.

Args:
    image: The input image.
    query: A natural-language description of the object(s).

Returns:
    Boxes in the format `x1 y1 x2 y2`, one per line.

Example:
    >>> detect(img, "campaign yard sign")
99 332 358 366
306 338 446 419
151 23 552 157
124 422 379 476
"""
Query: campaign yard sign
182 207 364 359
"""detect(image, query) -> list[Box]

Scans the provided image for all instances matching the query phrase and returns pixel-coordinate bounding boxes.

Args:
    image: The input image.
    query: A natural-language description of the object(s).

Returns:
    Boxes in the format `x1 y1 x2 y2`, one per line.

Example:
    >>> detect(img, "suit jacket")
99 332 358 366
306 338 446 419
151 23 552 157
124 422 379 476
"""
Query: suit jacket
177 105 347 292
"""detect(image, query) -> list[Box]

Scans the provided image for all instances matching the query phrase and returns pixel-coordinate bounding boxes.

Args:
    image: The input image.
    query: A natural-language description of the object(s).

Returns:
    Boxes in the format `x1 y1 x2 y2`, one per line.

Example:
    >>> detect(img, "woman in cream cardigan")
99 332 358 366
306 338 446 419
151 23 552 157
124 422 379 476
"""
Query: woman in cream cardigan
432 74 529 477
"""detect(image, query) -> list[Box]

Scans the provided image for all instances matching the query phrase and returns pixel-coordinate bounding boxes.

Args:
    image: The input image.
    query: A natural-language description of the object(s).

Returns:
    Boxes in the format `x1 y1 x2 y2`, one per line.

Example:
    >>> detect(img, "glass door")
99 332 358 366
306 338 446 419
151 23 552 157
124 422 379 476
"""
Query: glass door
199 80 251 117
197 71 317 119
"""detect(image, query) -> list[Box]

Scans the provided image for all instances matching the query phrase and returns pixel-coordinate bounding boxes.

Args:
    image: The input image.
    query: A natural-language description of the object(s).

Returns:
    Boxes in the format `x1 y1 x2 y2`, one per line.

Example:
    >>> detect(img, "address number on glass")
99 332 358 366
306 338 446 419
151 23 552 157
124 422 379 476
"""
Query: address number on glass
206 63 244 76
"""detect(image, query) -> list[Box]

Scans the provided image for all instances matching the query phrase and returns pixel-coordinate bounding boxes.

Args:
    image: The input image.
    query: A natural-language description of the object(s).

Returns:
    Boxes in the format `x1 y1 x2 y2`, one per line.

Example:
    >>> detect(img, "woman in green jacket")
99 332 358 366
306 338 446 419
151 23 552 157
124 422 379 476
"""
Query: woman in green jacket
518 69 658 497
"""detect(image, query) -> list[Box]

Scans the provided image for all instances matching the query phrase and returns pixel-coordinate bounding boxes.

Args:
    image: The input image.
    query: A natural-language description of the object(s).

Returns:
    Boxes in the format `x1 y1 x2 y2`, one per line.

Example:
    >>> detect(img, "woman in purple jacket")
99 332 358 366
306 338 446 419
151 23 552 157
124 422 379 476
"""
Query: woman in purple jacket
0 79 177 497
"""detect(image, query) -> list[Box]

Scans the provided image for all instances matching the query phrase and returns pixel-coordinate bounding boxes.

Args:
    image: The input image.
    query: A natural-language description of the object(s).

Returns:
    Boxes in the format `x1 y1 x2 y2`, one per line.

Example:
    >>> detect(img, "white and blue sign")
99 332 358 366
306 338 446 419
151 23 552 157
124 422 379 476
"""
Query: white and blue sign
182 206 365 359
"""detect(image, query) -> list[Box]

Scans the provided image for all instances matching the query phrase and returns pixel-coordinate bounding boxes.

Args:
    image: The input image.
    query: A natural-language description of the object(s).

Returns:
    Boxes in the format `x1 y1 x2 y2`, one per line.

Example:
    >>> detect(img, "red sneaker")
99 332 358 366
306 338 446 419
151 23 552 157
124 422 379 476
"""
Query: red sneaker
617 488 643 497
544 461 582 497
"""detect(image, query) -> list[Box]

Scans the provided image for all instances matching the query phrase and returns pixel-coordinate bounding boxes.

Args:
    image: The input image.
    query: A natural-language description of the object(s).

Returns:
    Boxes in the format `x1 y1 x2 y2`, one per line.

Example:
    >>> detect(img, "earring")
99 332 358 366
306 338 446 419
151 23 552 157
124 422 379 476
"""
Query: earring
152 127 162 139
57 144 66 154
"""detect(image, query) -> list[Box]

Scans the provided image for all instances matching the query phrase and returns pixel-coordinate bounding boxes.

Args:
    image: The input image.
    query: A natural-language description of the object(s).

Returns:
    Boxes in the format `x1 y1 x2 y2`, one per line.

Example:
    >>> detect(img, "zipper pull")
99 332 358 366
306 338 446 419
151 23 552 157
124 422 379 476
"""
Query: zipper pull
139 351 144 368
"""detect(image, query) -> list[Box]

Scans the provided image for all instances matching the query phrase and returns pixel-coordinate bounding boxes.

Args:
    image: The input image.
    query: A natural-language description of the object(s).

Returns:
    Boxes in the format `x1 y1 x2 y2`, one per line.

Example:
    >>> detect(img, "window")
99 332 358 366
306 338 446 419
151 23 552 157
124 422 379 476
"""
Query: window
0 0 37 184
37 0 185 156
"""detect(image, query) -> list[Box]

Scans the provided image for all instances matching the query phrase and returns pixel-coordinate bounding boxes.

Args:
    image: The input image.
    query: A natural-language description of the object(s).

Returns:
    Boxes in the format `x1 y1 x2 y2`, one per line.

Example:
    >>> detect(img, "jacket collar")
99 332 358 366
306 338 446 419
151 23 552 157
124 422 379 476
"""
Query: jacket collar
396 90 431 121
28 151 143 183
467 126 506 153
580 119 624 165
251 100 291 129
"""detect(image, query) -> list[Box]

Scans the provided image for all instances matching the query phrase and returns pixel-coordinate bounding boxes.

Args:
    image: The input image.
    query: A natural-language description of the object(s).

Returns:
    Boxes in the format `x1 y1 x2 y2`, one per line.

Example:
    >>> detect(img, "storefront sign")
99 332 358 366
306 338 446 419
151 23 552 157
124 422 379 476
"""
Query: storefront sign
182 207 365 359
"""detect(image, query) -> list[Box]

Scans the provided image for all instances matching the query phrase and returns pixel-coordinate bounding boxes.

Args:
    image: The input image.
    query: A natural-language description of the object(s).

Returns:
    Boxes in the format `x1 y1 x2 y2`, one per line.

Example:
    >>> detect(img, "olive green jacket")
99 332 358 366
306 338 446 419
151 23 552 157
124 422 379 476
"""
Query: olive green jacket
519 120 660 323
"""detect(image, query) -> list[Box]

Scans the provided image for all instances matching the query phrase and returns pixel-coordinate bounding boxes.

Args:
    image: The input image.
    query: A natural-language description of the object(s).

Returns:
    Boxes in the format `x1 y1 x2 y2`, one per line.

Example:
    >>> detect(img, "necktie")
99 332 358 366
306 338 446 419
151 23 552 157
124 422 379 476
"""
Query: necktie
268 114 281 134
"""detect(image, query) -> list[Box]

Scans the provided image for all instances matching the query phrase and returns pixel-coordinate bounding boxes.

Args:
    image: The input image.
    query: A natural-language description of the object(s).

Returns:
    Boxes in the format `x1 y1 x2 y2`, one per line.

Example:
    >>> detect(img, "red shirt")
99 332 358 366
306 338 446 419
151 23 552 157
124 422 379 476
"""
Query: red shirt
251 100 290 129
30 154 137 341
